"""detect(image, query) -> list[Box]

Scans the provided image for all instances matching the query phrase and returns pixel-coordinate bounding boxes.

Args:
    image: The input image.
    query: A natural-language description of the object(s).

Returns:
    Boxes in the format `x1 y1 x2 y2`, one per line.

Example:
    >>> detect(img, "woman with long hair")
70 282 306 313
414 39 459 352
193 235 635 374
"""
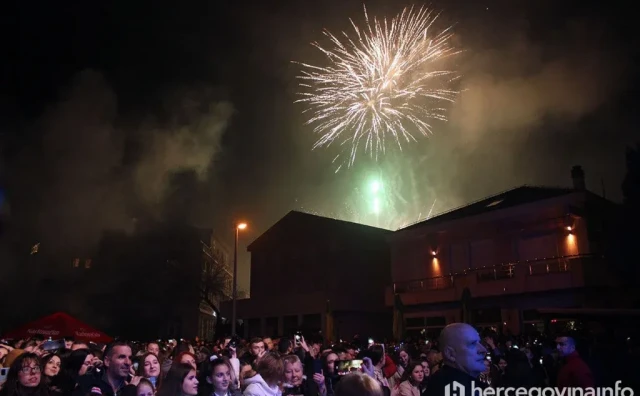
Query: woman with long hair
397 362 424 396
56 348 95 395
199 358 241 396
137 353 162 390
40 354 62 395
0 352 49 396
157 363 198 396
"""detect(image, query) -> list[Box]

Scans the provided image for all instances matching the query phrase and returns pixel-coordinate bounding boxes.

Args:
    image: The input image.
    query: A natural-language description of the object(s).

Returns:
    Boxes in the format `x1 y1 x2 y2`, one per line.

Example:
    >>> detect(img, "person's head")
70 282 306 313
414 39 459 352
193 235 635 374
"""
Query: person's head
420 360 430 377
136 378 155 396
209 358 232 393
277 338 292 355
71 342 89 351
483 359 491 374
368 345 385 368
334 372 383 396
158 363 198 396
239 360 254 388
398 349 410 367
140 352 161 378
64 338 75 350
498 357 507 371
263 337 273 351
4 352 47 396
255 353 284 387
63 348 95 378
401 362 424 385
175 351 197 369
522 347 533 362
147 343 160 356
42 353 62 377
555 336 576 357
283 355 304 386
323 352 339 375
249 338 265 357
439 323 487 377
103 341 132 380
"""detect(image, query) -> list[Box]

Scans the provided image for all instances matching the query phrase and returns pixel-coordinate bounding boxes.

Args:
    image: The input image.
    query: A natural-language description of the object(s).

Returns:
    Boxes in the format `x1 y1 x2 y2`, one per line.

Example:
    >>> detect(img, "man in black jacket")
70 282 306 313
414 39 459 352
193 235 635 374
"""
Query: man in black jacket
426 323 488 396
74 341 137 396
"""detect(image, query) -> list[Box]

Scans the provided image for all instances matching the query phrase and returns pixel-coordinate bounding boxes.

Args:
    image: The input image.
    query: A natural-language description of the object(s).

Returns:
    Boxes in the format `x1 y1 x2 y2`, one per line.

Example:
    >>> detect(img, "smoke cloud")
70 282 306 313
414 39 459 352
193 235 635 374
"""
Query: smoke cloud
11 70 233 252
450 22 627 143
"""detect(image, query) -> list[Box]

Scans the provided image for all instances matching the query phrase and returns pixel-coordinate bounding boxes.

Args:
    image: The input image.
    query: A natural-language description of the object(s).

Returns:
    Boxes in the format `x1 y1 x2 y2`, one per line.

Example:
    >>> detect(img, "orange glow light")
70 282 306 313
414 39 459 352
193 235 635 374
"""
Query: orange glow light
237 223 247 230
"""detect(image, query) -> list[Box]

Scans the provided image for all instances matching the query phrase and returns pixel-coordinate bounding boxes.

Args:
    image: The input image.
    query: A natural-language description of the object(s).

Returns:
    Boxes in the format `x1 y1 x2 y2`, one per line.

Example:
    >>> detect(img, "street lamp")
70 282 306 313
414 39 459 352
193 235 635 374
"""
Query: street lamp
232 222 247 336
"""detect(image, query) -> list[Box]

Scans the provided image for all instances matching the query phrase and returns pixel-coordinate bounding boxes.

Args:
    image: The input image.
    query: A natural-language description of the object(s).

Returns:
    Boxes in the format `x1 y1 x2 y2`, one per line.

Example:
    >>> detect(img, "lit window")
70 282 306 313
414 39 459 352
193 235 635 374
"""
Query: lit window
73 258 80 268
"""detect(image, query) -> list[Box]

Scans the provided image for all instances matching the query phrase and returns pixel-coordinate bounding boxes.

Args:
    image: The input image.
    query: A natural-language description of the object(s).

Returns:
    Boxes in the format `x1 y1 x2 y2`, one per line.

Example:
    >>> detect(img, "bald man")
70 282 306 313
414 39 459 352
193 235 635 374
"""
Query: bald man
425 323 488 396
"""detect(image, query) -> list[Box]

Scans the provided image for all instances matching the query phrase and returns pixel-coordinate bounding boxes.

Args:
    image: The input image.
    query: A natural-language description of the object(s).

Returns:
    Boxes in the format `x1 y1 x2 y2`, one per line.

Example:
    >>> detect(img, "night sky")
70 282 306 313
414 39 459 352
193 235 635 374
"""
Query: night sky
1 0 637 290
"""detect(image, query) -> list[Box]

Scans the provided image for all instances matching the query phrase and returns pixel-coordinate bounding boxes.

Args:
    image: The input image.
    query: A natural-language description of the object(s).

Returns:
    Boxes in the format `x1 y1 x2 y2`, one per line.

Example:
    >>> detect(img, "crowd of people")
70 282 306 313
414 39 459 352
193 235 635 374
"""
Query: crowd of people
0 323 634 396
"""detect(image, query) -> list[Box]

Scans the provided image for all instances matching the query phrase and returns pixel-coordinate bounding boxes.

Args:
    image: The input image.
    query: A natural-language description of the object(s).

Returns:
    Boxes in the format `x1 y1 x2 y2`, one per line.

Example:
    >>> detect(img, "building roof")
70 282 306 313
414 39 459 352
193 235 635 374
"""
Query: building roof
399 185 576 232
247 210 391 251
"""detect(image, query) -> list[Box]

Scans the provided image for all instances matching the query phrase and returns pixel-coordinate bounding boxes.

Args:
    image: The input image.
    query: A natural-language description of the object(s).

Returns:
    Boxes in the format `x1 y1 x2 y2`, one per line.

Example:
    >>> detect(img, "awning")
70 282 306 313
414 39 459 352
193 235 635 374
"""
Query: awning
2 312 112 343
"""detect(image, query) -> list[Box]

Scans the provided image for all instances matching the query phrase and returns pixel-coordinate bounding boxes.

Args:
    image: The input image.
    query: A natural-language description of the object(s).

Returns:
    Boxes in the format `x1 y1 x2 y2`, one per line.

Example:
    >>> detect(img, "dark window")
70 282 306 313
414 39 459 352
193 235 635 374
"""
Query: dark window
283 315 298 336
473 308 502 324
426 316 446 326
265 317 278 338
302 314 321 332
406 317 425 327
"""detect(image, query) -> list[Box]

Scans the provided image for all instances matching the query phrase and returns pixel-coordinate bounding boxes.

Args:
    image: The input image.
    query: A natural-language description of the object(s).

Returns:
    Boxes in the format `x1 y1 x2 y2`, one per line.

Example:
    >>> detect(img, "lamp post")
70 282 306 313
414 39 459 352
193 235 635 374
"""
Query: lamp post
232 222 247 336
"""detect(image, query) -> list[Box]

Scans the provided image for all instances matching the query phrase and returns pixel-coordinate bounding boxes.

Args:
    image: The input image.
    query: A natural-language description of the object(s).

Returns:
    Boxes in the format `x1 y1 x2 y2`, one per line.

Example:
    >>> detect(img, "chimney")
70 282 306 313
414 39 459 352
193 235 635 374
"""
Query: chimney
571 165 586 190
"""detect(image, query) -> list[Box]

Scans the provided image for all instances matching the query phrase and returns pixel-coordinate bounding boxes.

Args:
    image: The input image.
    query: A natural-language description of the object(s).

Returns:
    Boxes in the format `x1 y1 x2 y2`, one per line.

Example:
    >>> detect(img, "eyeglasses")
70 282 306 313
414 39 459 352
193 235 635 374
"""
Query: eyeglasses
21 366 41 374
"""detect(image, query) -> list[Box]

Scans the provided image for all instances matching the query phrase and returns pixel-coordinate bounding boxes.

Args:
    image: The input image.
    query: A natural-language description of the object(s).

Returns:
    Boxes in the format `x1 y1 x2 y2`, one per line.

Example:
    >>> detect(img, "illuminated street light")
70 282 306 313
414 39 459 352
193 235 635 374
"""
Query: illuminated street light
232 222 248 336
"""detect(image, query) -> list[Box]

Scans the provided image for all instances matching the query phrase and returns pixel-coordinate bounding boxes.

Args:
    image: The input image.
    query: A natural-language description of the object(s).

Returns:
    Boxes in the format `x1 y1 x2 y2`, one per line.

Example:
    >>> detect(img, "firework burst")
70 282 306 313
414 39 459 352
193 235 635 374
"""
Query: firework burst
295 5 460 169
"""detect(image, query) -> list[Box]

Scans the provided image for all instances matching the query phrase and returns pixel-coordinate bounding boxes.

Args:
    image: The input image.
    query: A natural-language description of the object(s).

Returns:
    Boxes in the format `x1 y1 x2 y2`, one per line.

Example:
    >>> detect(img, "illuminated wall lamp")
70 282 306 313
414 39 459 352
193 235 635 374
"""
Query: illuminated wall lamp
431 250 437 257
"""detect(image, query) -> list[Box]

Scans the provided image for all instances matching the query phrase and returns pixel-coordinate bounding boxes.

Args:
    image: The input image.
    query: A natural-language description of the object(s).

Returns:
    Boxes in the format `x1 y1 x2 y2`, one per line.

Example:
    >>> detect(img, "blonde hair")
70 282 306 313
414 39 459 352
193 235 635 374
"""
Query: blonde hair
282 354 301 366
335 372 384 396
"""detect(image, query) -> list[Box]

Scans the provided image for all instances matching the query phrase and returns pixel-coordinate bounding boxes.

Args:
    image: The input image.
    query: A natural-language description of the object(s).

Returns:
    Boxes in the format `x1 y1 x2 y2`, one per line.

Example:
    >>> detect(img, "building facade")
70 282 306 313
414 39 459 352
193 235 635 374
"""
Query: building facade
221 211 392 341
388 166 623 337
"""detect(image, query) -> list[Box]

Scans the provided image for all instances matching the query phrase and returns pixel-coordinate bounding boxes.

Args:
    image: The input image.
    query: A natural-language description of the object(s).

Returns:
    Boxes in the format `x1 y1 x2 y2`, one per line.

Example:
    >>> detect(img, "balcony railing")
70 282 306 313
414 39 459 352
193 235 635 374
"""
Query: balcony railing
393 254 589 292
394 275 454 293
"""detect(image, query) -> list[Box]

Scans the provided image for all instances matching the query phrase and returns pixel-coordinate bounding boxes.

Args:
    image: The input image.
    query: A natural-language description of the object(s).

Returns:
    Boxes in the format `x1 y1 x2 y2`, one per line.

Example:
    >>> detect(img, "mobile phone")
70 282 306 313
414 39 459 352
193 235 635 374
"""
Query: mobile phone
335 360 363 376
312 360 324 374
539 358 543 364
132 362 139 372
0 367 9 384
486 356 491 361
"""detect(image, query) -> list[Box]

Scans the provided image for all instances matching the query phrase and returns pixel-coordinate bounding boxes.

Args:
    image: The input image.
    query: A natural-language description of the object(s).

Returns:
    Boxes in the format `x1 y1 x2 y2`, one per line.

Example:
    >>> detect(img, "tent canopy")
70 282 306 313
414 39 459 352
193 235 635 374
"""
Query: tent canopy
3 312 112 343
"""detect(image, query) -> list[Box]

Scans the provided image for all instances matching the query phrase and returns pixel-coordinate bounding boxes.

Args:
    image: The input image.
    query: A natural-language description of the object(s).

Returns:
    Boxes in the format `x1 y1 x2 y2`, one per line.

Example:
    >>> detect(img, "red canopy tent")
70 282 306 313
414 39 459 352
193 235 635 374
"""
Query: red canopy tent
3 312 112 343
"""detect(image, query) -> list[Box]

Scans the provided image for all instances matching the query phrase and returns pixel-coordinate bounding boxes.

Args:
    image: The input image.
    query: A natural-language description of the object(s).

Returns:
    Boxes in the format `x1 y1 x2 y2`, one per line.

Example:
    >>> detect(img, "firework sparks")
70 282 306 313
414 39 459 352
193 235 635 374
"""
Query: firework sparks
295 5 460 168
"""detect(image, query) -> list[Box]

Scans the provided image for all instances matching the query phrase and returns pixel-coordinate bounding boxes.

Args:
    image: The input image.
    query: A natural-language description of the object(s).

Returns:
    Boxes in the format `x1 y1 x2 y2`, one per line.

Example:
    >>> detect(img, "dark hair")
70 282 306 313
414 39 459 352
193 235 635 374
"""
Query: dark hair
103 341 130 360
368 345 384 366
277 339 291 354
156 363 195 396
400 362 423 384
1 353 49 396
249 338 264 347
